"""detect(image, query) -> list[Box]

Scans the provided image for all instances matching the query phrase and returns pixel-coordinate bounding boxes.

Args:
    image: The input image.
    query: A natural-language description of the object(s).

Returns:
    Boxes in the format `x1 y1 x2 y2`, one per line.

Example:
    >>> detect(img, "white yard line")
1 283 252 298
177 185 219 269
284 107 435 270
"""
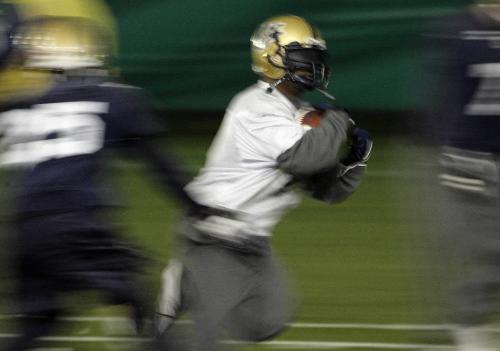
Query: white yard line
0 315 470 331
0 334 149 342
0 334 453 350
60 318 459 331
237 340 454 350
290 322 457 331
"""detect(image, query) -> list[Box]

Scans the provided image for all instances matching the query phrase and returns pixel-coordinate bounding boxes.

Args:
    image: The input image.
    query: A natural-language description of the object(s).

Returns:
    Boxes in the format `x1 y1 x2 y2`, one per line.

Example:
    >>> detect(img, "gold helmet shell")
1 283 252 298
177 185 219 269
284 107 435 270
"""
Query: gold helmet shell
6 0 118 55
11 16 111 70
0 0 117 105
250 14 330 90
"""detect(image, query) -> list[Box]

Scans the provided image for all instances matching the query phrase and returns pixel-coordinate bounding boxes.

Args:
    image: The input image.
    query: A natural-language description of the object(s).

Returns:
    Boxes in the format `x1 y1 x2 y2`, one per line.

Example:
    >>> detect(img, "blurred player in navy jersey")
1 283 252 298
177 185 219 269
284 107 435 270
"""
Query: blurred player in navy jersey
0 16 203 351
0 0 118 104
427 1 500 350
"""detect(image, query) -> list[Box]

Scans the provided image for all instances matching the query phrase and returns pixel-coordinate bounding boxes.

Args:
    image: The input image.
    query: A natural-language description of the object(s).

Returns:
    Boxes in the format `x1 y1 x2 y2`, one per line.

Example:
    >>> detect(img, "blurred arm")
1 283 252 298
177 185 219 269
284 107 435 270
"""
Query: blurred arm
277 109 352 177
129 137 201 211
303 165 365 204
107 85 203 211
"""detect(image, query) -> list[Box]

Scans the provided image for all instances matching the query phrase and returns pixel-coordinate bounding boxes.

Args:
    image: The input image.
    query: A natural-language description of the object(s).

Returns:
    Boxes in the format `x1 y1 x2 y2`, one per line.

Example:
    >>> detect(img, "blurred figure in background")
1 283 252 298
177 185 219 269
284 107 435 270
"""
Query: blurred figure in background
0 14 203 351
0 0 117 104
428 1 500 350
155 14 372 351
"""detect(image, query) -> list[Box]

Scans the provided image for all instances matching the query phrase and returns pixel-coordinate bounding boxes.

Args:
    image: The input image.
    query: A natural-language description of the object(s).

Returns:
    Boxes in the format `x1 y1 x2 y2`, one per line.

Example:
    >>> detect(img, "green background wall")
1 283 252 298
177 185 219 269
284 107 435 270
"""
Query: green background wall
106 0 470 111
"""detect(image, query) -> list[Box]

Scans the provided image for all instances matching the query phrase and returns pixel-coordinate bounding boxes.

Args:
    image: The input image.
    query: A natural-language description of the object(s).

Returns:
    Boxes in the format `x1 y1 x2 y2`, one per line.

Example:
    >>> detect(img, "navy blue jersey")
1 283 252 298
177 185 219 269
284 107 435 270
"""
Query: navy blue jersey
0 76 168 217
436 12 500 153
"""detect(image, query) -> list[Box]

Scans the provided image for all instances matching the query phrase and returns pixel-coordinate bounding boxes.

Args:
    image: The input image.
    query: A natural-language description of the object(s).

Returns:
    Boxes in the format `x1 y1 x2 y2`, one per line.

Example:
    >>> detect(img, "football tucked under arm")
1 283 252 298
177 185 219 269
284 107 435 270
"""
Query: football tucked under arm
297 109 324 129
282 107 372 203
277 109 353 177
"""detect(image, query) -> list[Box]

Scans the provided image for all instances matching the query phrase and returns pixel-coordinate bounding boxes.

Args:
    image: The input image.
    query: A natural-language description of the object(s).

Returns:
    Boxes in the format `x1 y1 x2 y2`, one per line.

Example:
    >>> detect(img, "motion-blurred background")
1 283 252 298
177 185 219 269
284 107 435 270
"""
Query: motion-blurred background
0 0 478 350
109 0 463 110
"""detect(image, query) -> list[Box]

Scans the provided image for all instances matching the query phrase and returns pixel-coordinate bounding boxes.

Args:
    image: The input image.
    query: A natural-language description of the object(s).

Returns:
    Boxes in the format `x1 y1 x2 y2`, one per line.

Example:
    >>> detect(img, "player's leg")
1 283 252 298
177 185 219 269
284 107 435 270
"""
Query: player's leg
33 212 151 335
224 253 295 342
5 268 61 351
454 264 500 325
450 264 500 351
162 239 259 351
3 310 60 351
155 232 201 350
188 243 251 351
442 189 500 350
69 227 150 334
4 218 63 351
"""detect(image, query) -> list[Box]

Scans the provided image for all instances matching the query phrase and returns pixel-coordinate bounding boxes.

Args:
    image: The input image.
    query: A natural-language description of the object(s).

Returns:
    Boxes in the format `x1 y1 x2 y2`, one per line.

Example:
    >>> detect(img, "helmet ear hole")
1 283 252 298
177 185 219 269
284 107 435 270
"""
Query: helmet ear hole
268 54 282 67
267 44 285 69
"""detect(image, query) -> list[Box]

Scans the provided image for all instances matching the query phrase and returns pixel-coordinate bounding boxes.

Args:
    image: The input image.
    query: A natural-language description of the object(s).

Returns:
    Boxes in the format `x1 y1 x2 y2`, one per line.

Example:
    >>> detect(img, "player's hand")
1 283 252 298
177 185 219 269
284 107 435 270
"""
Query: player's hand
348 128 372 163
338 127 373 176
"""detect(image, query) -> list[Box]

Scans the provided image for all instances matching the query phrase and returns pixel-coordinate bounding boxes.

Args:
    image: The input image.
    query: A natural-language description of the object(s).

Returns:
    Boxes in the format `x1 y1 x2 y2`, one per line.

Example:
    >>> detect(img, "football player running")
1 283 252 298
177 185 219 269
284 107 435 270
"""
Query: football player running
0 16 204 351
156 15 372 351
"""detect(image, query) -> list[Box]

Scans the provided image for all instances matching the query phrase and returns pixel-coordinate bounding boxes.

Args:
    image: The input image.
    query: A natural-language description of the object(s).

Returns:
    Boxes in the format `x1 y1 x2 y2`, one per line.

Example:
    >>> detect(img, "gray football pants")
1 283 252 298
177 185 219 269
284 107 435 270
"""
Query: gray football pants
438 188 500 326
162 237 295 351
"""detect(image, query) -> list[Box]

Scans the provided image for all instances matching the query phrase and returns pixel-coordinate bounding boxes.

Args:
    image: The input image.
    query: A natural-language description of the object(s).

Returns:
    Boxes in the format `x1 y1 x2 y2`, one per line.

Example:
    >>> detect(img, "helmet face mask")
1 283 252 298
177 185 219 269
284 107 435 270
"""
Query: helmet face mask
282 46 330 91
251 15 331 93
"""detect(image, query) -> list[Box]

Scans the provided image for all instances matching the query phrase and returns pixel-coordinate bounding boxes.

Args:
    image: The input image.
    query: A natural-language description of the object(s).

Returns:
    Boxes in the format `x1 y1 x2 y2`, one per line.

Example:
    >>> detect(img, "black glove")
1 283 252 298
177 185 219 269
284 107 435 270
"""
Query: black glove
345 128 372 163
339 127 373 176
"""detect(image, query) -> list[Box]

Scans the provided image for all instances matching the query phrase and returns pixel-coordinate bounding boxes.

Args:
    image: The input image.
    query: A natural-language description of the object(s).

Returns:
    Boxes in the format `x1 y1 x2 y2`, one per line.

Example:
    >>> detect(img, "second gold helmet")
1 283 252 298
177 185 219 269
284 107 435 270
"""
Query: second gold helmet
11 16 111 71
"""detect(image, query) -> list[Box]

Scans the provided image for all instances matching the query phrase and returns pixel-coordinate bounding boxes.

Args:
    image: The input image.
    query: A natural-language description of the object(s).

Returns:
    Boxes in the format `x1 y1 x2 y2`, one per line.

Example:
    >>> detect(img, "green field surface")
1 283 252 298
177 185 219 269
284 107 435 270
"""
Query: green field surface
0 134 461 350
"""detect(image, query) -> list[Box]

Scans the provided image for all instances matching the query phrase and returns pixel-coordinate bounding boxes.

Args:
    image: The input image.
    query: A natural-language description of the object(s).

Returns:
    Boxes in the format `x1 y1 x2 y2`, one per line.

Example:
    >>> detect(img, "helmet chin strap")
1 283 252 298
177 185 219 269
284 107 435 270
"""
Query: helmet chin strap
266 77 286 93
265 76 336 102
317 89 336 101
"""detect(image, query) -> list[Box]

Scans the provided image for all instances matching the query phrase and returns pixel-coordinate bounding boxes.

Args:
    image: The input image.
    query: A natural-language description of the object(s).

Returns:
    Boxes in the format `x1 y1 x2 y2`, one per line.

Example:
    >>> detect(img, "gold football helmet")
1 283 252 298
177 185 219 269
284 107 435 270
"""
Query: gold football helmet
11 16 110 70
0 0 117 104
2 0 117 54
251 15 330 92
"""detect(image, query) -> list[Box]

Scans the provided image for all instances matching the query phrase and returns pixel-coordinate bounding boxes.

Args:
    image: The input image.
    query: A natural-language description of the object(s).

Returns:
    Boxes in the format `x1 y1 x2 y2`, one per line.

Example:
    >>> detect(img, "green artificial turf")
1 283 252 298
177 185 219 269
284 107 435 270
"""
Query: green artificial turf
0 135 458 350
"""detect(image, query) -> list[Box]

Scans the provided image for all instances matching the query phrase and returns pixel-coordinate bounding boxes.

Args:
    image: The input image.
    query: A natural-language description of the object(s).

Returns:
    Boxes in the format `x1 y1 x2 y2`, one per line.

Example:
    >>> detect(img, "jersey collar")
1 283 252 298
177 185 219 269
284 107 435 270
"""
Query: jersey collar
256 80 303 112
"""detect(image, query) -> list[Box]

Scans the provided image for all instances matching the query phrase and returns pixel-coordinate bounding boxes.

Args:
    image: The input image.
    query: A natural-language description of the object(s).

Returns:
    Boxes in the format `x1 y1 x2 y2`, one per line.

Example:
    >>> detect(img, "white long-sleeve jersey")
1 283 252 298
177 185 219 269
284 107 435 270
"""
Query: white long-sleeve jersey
186 81 309 237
